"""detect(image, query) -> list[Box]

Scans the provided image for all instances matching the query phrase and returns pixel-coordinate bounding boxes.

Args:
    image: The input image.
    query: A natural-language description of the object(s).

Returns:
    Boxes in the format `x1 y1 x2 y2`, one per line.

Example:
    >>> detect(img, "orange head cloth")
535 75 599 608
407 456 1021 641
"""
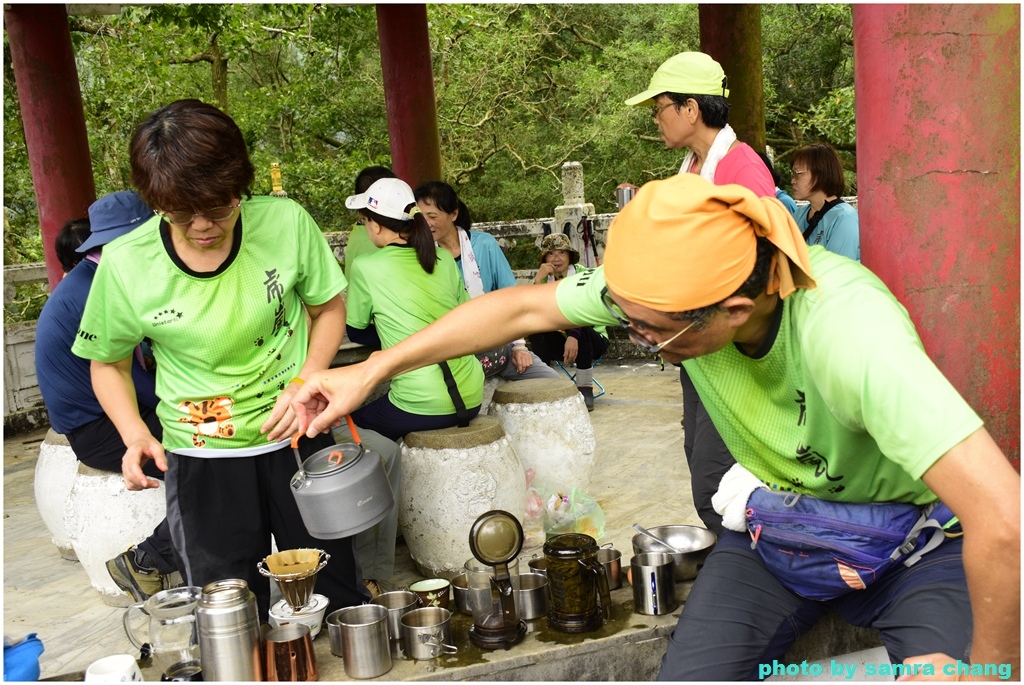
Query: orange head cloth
603 174 816 312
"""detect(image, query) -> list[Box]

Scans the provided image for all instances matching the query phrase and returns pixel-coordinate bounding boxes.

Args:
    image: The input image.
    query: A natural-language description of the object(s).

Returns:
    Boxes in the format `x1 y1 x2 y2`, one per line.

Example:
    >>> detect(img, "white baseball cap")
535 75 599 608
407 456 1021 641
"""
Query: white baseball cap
345 177 416 221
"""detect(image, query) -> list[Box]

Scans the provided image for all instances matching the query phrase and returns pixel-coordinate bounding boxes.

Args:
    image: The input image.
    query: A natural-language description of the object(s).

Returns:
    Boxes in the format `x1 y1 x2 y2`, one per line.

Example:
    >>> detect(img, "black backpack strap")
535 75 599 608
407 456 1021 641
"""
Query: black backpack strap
439 361 471 427
802 197 846 241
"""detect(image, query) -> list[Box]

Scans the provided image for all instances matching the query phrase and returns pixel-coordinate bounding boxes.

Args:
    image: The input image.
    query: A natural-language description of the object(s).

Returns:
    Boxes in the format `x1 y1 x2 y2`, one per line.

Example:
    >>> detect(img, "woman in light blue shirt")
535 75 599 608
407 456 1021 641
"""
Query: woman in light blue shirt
791 144 860 262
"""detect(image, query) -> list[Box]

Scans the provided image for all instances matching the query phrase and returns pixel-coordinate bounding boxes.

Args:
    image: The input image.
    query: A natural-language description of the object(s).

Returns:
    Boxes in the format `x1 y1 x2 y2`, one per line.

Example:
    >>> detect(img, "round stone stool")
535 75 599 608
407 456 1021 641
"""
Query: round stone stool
400 416 526 579
63 463 167 606
488 378 596 493
34 429 80 561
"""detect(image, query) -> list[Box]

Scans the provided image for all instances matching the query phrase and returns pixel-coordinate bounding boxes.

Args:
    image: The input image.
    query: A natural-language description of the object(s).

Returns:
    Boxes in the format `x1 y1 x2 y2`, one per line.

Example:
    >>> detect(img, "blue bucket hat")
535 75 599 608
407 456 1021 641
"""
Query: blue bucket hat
77 190 152 253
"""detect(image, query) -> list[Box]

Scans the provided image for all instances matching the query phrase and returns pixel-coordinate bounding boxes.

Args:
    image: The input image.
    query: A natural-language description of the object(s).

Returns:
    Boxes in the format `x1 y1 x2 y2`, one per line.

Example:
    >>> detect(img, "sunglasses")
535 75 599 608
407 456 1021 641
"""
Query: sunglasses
160 203 240 227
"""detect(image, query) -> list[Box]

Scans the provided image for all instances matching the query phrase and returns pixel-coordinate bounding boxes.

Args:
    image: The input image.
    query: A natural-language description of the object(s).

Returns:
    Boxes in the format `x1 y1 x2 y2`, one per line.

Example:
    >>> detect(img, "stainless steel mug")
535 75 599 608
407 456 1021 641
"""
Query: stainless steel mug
196 578 263 682
332 604 392 679
264 623 317 682
597 546 622 590
400 607 458 660
370 590 421 655
518 572 548 621
630 552 676 615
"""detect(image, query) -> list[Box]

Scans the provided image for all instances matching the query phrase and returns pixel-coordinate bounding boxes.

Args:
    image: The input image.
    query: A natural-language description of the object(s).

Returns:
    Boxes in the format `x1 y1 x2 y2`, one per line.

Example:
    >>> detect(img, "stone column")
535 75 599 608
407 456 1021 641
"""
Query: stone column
553 162 599 266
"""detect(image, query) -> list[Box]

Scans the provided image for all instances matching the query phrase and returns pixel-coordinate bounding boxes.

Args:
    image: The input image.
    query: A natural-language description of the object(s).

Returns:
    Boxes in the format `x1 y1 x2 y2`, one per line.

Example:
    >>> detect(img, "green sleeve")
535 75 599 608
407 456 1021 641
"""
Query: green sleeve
294 205 346 306
554 265 618 328
797 262 982 480
71 258 144 363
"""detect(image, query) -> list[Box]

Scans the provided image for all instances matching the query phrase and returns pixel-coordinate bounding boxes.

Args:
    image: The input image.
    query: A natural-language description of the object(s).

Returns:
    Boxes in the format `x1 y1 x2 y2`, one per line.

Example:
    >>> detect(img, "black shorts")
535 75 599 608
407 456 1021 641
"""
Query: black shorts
66 406 165 480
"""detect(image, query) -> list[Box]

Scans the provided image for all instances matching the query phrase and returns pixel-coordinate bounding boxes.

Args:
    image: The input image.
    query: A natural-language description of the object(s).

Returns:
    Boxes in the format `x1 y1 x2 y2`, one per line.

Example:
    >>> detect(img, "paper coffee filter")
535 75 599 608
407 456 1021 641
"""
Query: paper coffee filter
266 548 320 576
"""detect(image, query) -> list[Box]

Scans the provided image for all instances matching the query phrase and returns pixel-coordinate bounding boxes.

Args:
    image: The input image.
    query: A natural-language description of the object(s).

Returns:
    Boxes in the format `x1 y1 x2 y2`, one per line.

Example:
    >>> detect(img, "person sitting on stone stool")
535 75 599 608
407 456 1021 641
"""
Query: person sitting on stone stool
343 177 484 441
529 233 609 411
35 190 180 602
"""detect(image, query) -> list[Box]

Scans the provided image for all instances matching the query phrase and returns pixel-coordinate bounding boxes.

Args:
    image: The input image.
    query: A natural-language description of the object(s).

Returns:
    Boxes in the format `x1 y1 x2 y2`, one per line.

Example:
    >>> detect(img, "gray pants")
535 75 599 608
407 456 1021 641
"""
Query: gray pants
498 351 562 380
657 531 971 681
333 423 402 583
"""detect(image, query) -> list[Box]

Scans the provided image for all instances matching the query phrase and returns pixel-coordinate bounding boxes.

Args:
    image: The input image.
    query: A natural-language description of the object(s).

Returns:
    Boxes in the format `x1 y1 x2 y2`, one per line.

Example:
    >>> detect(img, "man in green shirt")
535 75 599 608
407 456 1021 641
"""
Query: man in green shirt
289 174 1019 680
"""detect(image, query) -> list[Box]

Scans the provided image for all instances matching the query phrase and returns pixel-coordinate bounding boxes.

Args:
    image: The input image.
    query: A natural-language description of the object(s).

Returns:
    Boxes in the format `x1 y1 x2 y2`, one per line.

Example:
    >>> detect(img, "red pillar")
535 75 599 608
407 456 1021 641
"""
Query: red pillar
5 5 96 291
375 4 442 189
854 5 1020 467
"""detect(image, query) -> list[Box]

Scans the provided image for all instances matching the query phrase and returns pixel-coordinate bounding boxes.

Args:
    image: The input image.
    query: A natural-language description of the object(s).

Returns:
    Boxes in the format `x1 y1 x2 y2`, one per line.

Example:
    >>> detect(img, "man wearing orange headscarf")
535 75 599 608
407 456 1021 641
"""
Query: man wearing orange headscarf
285 174 1019 682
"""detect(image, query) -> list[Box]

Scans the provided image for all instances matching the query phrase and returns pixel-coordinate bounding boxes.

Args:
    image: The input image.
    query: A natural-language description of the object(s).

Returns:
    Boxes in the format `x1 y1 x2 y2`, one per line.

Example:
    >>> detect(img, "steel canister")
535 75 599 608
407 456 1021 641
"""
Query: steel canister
196 578 263 681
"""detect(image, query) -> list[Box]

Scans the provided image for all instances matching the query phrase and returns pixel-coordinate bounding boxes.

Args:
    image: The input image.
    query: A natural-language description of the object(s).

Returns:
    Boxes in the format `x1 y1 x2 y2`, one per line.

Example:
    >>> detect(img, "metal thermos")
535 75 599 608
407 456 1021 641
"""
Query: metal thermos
196 578 263 681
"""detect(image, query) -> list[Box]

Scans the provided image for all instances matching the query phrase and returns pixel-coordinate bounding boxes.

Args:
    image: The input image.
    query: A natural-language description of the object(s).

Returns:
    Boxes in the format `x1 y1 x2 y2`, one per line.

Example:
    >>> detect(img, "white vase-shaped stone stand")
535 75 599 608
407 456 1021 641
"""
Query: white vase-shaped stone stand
400 416 526 579
64 463 167 607
488 378 597 493
33 429 80 561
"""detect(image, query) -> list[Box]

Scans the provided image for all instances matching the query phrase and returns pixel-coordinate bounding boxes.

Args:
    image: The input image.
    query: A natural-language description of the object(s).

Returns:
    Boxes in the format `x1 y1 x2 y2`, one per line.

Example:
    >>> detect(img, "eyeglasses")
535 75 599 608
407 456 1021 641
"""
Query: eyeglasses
791 170 809 180
650 100 676 122
600 287 697 354
160 203 240 226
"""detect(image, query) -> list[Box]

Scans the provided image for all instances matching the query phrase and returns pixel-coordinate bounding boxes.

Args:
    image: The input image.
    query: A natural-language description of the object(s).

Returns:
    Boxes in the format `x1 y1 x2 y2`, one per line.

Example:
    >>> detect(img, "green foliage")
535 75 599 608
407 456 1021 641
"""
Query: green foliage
4 3 858 308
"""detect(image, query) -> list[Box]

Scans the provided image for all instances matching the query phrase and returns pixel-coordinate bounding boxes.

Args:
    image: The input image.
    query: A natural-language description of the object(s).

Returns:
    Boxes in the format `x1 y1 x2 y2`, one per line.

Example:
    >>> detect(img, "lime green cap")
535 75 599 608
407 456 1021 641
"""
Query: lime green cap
625 52 729 107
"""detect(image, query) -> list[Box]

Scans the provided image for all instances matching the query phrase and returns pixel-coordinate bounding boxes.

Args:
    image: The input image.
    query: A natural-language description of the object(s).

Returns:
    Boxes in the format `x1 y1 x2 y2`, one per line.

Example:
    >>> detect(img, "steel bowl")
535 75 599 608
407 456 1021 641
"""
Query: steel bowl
630 525 717 581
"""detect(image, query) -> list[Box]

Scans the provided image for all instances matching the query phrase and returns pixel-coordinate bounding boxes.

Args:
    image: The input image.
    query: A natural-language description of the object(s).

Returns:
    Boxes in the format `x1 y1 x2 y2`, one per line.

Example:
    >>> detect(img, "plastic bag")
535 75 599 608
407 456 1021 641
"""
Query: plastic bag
542 487 606 540
521 469 547 552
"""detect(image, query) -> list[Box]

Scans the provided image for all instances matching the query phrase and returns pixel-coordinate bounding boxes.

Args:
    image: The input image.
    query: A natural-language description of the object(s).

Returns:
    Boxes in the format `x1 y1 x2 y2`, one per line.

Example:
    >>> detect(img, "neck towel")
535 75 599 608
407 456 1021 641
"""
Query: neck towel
456 228 485 298
603 174 816 313
680 124 737 182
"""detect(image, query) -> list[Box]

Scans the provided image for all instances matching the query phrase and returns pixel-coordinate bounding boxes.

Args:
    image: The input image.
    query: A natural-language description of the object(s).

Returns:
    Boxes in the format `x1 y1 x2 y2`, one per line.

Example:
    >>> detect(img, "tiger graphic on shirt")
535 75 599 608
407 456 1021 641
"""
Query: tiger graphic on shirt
177 397 236 447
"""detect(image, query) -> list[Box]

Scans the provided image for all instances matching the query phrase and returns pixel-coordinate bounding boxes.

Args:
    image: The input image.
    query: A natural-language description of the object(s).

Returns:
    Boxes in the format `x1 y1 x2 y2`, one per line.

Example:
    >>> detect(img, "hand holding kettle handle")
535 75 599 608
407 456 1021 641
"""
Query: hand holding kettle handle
122 601 149 650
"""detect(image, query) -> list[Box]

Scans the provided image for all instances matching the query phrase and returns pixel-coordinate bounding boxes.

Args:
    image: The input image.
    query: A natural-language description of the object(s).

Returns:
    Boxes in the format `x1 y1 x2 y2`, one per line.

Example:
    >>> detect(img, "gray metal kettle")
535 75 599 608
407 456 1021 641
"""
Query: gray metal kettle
290 416 395 540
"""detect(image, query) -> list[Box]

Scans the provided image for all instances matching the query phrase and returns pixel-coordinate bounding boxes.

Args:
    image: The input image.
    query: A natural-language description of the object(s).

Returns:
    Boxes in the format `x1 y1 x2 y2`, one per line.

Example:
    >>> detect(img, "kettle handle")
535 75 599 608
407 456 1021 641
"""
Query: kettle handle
121 601 148 650
344 415 362 445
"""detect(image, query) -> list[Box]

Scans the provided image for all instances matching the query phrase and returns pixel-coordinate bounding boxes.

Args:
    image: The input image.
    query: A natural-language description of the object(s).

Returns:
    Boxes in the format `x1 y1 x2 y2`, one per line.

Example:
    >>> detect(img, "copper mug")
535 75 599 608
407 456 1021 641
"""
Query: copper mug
265 623 318 682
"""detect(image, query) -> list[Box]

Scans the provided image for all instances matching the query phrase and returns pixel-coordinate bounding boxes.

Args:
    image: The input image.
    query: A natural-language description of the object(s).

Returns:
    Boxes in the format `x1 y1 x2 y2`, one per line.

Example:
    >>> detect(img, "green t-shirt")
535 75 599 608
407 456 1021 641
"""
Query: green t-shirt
343 224 380 282
73 196 346 454
555 248 982 503
347 245 483 414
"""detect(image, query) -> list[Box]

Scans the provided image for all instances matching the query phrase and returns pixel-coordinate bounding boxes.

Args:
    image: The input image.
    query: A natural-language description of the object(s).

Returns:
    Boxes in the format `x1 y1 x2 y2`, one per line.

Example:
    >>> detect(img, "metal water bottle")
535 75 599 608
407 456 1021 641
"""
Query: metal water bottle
196 578 263 681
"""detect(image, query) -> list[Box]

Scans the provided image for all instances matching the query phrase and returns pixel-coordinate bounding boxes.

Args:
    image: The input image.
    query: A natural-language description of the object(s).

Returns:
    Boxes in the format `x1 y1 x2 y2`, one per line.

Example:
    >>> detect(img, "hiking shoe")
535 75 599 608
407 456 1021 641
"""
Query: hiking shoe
364 579 384 598
106 547 167 602
579 386 595 412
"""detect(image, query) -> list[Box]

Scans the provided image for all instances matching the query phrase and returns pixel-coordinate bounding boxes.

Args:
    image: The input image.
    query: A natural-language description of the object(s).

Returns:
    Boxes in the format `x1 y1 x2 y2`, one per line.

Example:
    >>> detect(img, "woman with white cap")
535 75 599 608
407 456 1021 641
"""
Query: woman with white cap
343 177 483 441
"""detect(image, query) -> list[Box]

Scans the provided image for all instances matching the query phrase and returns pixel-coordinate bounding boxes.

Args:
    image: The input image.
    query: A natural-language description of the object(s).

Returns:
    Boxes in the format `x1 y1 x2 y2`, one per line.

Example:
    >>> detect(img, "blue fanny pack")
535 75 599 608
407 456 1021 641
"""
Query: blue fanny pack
746 489 959 601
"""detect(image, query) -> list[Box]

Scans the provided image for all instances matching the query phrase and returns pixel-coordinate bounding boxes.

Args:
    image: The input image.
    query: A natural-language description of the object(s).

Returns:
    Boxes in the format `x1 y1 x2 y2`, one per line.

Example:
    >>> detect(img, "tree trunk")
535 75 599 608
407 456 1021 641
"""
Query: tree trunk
210 38 229 112
698 4 765 153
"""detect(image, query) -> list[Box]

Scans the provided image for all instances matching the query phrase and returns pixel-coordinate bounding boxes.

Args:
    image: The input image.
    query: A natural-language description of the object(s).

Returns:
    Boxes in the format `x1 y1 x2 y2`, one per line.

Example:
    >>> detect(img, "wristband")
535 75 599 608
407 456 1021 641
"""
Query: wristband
512 340 527 349
288 377 305 387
